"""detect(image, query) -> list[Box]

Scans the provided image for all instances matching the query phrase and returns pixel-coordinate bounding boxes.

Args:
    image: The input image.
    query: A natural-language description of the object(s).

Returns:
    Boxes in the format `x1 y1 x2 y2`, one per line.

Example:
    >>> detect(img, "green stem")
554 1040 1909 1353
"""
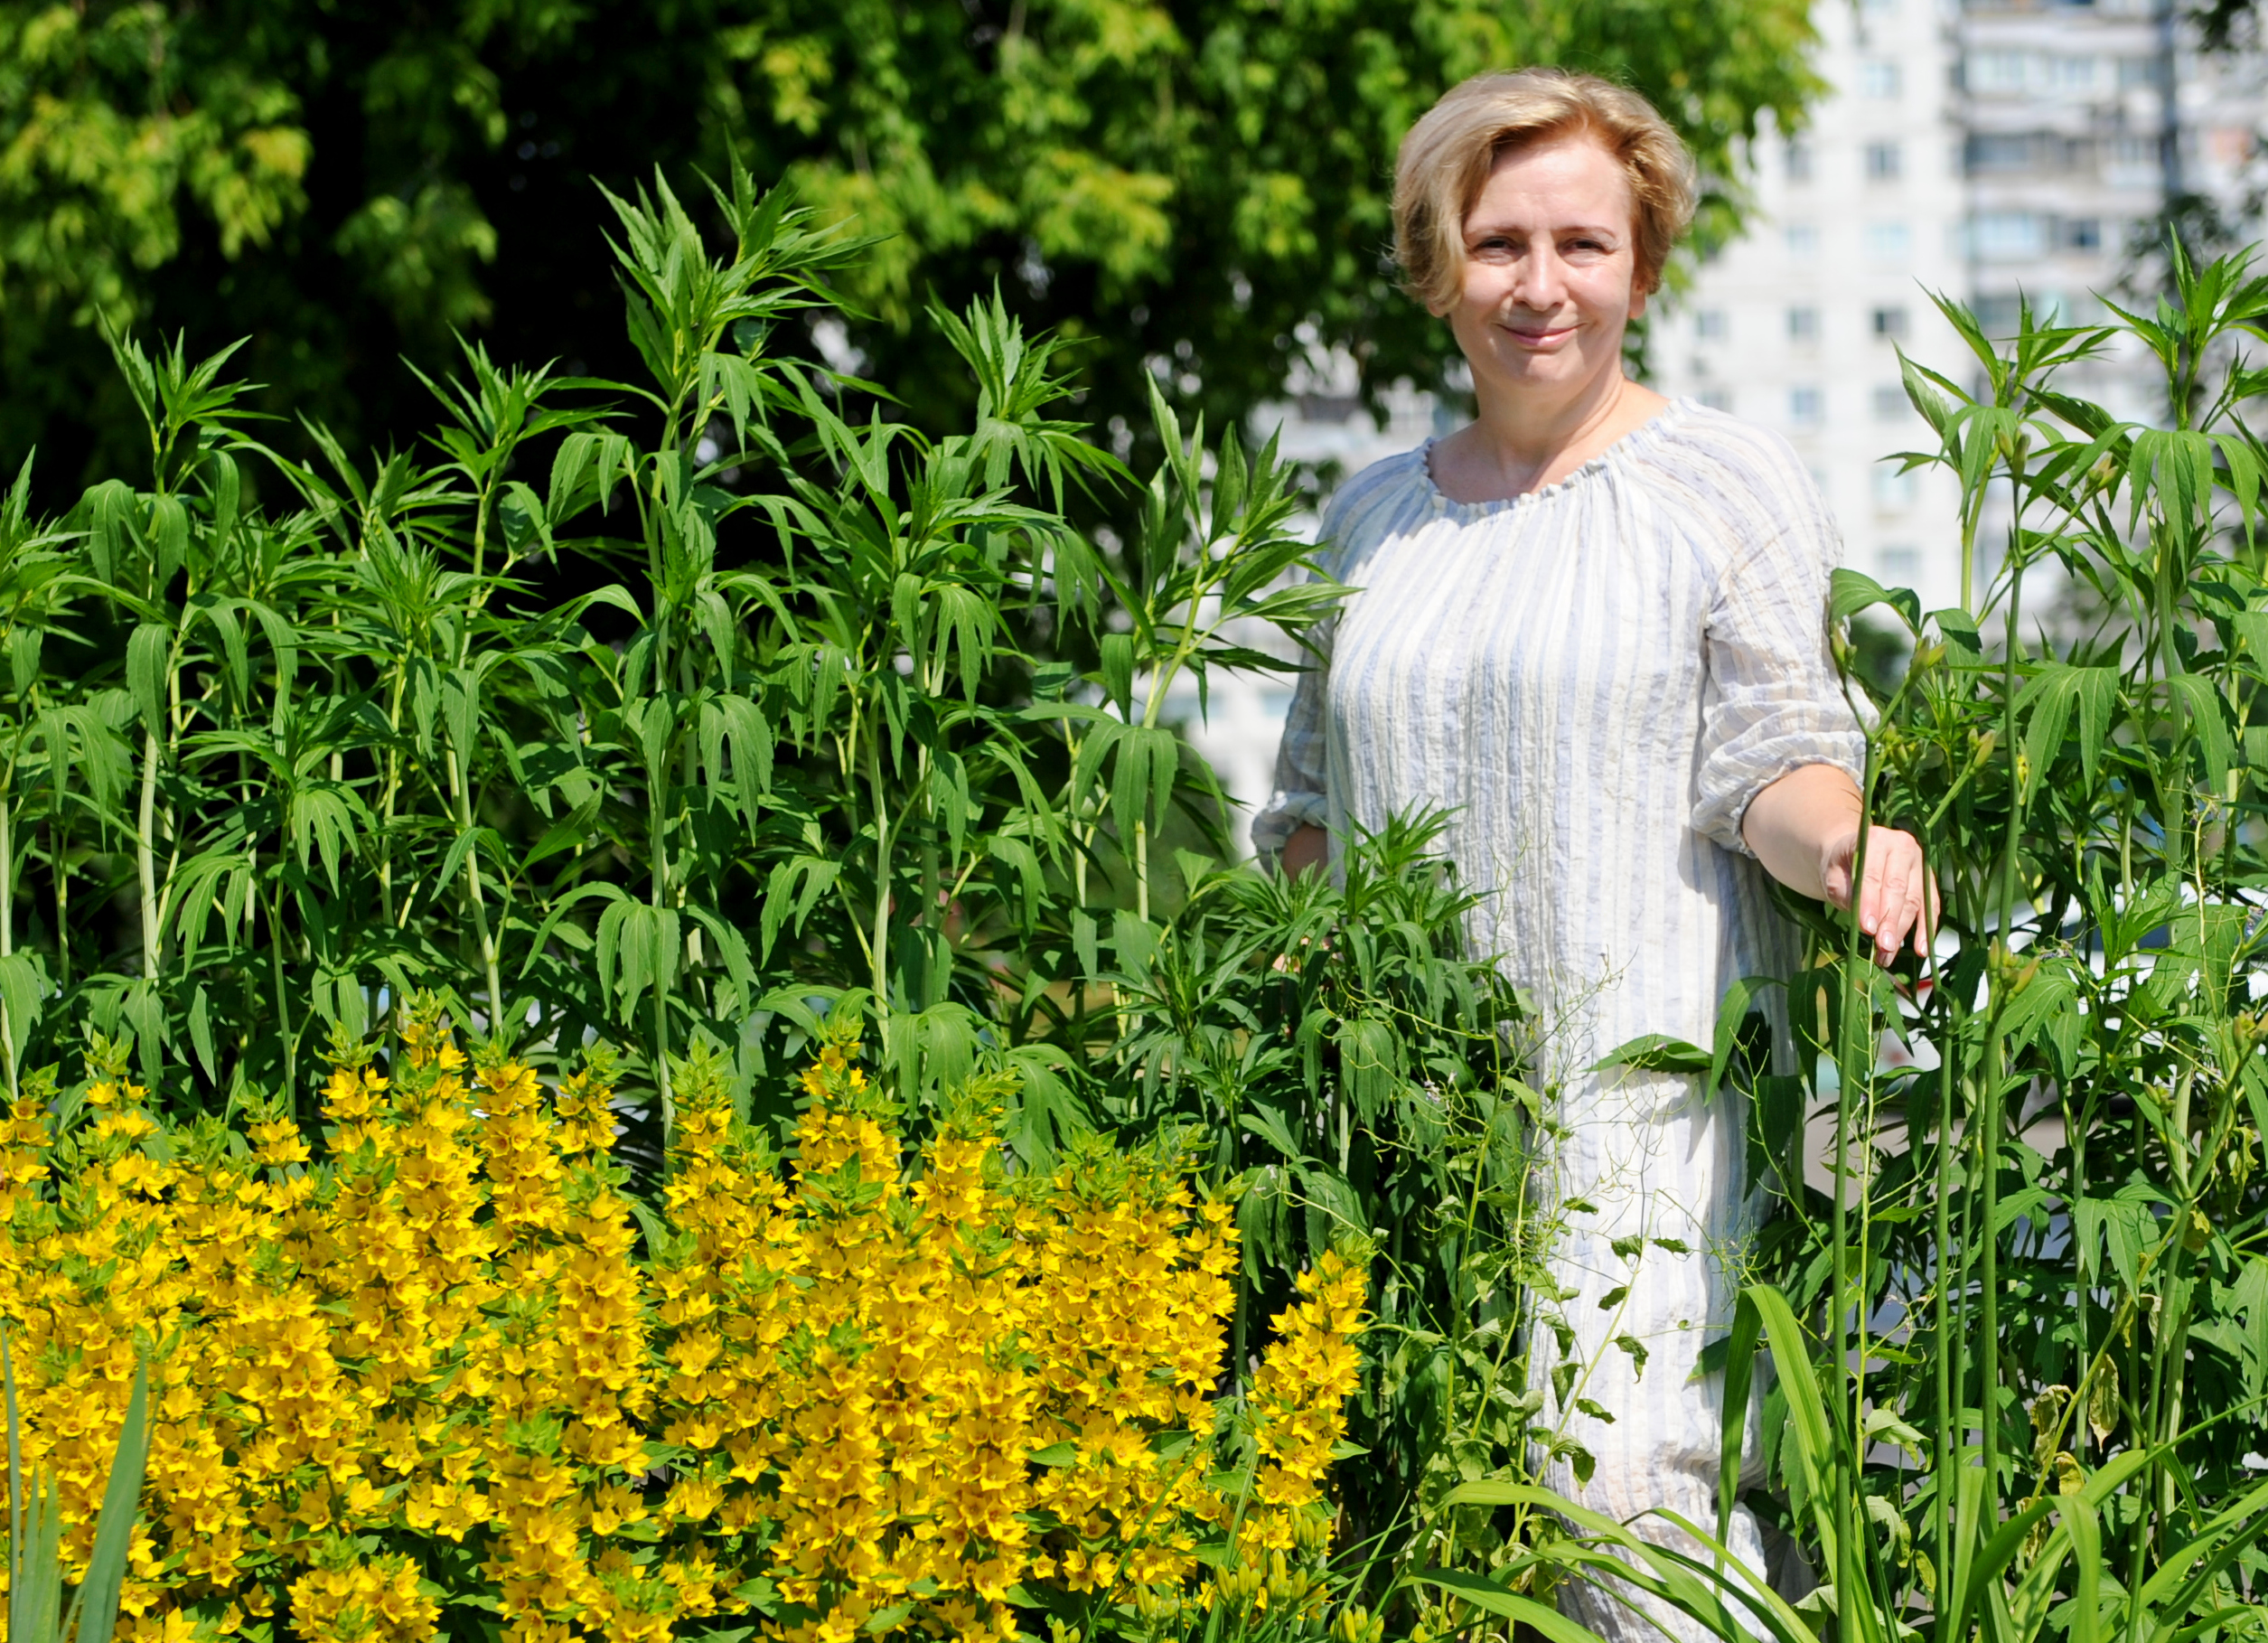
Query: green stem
445 740 505 1048
650 737 674 1126
268 884 295 1105
1930 898 1959 1589
136 727 163 981
866 719 892 1016
49 810 66 994
0 794 13 1099
1832 746 1879 1630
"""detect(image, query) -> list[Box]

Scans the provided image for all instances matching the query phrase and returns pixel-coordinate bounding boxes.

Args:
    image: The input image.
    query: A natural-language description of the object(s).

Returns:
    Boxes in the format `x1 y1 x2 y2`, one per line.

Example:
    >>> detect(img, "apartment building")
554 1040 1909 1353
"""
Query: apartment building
1655 0 2263 609
1649 0 1974 611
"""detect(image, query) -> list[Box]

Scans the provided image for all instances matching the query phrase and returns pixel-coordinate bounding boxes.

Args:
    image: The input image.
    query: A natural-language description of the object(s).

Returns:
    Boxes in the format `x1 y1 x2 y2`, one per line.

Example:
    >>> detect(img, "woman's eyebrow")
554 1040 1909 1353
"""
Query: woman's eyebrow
1463 220 1624 240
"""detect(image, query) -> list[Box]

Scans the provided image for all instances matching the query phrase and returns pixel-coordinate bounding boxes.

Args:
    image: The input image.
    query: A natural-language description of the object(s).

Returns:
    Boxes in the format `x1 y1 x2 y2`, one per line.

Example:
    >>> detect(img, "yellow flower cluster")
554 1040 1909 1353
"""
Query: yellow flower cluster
0 1005 1365 1643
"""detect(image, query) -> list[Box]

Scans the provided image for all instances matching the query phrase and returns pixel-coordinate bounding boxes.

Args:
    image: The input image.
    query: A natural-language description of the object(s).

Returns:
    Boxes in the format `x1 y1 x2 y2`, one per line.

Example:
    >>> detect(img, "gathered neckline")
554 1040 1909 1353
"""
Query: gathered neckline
1415 398 1696 519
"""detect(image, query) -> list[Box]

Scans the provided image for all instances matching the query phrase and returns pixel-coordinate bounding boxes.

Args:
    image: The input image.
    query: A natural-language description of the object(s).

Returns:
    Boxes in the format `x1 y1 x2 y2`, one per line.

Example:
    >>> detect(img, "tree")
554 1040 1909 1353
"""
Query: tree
0 0 1819 494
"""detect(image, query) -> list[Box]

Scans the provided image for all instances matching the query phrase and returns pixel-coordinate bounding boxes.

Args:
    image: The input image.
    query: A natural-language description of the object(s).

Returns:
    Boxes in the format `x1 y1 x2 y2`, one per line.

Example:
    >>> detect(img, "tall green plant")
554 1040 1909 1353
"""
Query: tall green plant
0 159 1340 1147
1108 812 1534 1546
1661 249 2268 1643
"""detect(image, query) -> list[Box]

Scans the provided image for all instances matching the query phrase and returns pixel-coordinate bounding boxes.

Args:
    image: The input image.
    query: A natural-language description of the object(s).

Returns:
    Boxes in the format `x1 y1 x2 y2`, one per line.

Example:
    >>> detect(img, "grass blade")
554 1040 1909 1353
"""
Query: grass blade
66 1357 148 1643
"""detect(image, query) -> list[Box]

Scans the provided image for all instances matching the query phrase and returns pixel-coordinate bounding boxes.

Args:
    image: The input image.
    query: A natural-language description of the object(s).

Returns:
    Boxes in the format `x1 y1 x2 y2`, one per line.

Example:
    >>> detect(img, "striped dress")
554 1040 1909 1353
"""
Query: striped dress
1254 399 1862 1632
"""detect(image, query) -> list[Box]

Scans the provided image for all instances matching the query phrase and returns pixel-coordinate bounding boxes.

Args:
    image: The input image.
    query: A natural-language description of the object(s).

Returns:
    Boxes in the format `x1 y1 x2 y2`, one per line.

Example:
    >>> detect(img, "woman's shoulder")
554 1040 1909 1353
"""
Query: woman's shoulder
1313 446 1437 569
1645 402 1821 514
1642 401 1839 568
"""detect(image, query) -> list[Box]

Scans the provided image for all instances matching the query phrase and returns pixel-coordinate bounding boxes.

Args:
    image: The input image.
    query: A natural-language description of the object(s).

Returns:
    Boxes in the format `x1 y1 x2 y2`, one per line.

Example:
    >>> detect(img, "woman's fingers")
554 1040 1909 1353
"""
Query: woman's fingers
1823 825 1940 965
1865 850 1907 964
1854 830 1935 967
1912 855 1940 958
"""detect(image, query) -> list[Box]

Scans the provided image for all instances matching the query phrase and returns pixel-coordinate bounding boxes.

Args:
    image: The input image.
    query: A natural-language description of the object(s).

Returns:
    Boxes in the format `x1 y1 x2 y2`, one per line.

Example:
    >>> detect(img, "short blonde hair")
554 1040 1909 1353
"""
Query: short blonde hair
1392 69 1697 310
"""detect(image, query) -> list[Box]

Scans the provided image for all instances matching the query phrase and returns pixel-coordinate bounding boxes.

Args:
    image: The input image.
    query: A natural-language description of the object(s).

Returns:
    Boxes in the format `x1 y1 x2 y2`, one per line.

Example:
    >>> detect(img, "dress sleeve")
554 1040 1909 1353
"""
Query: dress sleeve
1691 497 1868 858
1250 608 1335 868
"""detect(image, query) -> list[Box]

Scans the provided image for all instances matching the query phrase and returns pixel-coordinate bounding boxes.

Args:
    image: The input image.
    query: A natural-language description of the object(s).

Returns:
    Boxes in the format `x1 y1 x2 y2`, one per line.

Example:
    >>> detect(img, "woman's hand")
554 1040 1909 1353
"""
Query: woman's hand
1819 822 1935 966
1743 764 1936 966
1279 823 1330 879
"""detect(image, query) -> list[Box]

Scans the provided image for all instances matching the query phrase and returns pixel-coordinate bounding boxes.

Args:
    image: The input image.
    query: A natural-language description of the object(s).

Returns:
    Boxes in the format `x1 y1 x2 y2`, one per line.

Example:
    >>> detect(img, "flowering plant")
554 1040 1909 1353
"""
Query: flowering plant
0 1000 1366 1643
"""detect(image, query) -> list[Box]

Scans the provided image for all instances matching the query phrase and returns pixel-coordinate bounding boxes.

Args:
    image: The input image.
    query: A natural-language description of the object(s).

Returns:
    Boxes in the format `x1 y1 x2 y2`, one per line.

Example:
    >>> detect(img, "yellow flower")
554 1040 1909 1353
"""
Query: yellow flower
0 1003 1364 1642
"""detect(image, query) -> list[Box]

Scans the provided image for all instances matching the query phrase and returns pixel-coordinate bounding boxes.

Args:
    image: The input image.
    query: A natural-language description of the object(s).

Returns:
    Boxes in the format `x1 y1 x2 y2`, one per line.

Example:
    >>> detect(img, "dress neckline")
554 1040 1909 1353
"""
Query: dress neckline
1415 398 1694 520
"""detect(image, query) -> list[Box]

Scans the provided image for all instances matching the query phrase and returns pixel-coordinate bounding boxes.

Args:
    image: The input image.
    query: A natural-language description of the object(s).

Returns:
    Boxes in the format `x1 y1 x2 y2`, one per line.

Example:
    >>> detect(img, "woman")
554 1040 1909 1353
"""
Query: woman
1253 70 1932 1638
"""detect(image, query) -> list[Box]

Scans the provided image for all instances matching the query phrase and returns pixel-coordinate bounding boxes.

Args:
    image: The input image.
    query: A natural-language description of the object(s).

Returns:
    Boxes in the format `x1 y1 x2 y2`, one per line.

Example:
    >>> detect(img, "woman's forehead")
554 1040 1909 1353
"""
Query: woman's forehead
1466 137 1634 230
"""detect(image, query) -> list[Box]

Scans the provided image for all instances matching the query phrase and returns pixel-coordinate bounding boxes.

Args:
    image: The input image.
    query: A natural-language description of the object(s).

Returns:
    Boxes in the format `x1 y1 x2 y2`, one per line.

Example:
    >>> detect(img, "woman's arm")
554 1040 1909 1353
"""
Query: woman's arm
1742 763 1935 966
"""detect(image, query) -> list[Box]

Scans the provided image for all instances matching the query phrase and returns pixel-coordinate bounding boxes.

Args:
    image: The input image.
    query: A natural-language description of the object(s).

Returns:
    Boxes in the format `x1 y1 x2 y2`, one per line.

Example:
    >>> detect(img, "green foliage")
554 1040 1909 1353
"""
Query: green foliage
1107 812 1532 1543
0 156 1348 1149
1765 247 2268 1642
0 0 1822 486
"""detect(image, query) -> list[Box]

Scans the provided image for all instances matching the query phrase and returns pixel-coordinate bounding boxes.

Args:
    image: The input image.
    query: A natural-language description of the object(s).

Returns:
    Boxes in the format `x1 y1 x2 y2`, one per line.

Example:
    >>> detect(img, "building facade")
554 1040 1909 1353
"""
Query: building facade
1649 0 1973 612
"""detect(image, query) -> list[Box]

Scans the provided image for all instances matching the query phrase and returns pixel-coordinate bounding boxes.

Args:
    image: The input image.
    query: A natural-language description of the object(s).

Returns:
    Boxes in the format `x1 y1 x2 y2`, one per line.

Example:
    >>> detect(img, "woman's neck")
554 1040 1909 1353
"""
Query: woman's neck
1429 371 1669 503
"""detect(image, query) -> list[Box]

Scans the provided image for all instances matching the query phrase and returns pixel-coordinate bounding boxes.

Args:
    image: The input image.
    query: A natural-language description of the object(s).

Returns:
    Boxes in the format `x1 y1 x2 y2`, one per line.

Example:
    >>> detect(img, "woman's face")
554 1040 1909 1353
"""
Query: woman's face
1439 133 1645 406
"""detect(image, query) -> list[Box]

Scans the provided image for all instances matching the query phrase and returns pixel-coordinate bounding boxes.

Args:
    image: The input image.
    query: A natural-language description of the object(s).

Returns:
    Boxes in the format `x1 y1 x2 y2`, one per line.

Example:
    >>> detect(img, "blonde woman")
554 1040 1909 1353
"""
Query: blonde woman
1253 70 1932 1638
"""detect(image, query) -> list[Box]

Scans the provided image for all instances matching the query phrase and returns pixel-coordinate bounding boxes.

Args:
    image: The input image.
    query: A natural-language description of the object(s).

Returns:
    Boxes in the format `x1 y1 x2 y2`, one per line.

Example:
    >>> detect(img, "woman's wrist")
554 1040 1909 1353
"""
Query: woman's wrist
1742 764 1862 901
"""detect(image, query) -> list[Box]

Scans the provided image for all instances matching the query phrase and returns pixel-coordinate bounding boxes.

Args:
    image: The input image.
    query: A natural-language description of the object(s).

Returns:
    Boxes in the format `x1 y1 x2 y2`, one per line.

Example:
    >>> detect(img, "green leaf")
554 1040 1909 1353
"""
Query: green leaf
68 1358 147 1643
1592 1034 1710 1075
1411 1571 1602 1643
1830 568 1921 634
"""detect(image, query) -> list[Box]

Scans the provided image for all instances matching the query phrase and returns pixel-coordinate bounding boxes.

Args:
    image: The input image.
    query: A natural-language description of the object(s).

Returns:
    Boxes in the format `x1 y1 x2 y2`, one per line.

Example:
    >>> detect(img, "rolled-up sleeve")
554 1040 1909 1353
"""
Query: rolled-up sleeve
1251 634 1334 866
1691 514 1868 857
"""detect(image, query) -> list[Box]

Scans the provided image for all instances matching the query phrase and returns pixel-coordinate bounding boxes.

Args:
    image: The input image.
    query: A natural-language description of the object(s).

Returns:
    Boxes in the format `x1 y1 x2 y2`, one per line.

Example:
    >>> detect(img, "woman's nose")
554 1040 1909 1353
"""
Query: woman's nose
1514 245 1566 310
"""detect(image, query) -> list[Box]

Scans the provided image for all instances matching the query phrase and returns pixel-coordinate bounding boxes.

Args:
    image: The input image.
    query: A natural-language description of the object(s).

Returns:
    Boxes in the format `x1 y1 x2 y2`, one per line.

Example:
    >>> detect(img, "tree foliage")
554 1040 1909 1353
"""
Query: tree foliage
0 0 1820 493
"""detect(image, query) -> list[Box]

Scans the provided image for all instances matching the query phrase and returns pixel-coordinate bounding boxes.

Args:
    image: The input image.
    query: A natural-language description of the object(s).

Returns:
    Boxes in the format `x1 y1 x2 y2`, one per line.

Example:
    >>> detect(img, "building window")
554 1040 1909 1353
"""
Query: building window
1879 545 1921 582
1866 221 1913 263
1791 386 1824 427
2118 56 2162 90
1967 132 2038 174
1874 467 1917 509
1973 211 2048 260
1866 141 1903 181
1785 139 1814 183
1874 385 1909 420
1785 222 1820 258
1871 305 1910 340
2110 133 2161 171
1788 305 1822 342
1861 59 1902 99
2065 217 2104 251
1699 387 1735 413
1970 51 2028 93
1974 293 2024 336
1695 308 1729 340
2052 55 2099 92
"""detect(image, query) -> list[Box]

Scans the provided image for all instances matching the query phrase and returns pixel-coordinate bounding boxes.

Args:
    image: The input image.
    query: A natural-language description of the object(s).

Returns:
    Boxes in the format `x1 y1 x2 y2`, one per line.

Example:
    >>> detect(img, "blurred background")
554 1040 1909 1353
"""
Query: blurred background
3 0 2261 851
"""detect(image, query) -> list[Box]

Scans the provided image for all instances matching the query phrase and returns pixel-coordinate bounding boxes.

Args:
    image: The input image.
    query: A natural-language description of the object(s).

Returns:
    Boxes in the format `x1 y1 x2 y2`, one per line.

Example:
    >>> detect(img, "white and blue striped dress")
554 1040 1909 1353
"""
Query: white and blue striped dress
1255 399 1862 1629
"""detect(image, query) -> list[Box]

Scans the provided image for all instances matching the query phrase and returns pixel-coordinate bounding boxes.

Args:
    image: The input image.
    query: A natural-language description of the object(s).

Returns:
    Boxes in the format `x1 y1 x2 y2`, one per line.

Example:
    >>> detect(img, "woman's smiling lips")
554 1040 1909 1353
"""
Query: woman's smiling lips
1502 319 1575 346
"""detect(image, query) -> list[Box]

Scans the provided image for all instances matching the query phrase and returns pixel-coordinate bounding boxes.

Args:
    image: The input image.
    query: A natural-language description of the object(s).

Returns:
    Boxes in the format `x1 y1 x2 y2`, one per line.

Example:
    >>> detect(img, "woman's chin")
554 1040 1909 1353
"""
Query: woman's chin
1479 352 1608 398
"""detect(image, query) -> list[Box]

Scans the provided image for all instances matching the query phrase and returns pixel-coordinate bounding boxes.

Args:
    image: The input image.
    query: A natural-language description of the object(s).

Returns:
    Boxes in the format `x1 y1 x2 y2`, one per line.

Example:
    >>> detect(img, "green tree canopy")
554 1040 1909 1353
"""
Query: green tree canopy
0 0 1818 493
